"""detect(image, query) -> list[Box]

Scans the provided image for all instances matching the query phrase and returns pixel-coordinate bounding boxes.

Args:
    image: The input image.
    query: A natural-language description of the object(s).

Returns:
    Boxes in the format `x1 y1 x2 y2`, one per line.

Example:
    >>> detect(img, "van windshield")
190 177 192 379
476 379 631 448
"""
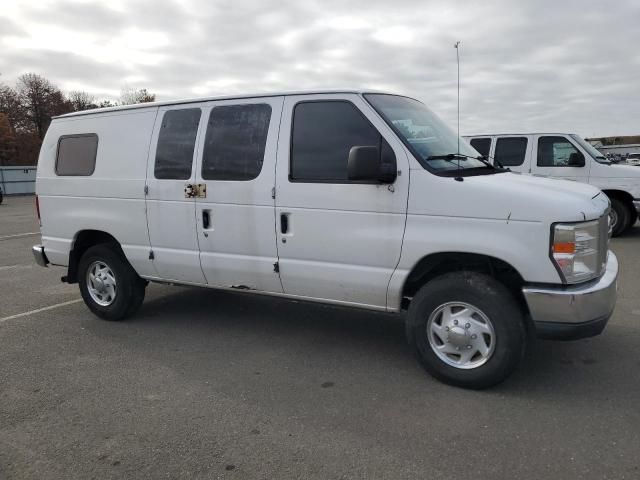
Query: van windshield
570 134 611 164
365 94 492 174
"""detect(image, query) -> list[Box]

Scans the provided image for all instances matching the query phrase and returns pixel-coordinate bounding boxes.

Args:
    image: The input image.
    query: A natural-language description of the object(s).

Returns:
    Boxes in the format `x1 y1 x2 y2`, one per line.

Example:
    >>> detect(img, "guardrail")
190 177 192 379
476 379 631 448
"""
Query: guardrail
0 166 36 195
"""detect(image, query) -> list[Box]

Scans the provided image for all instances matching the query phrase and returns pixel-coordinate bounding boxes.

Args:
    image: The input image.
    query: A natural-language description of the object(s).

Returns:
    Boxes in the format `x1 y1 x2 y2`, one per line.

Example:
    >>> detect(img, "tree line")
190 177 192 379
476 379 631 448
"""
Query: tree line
585 135 640 146
0 73 156 166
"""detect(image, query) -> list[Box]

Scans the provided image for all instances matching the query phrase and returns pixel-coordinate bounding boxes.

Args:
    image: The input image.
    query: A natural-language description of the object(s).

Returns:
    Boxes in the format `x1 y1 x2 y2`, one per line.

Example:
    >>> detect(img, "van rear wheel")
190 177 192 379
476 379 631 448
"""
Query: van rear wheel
78 244 146 321
407 272 526 389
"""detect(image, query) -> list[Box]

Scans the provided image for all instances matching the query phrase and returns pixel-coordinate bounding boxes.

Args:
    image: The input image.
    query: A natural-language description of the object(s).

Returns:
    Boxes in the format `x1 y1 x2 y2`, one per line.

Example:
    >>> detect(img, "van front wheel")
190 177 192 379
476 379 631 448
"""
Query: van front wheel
609 198 631 236
78 244 146 321
407 272 525 389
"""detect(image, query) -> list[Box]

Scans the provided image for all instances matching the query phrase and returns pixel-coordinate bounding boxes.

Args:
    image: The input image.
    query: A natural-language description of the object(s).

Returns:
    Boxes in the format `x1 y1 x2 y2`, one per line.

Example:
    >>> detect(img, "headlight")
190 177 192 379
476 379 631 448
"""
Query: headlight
551 220 602 284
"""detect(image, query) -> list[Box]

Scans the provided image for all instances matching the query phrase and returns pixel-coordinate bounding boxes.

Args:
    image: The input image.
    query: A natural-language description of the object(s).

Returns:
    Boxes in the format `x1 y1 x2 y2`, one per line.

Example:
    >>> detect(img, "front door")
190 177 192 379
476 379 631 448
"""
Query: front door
193 97 284 293
532 135 590 181
274 94 409 310
146 105 206 283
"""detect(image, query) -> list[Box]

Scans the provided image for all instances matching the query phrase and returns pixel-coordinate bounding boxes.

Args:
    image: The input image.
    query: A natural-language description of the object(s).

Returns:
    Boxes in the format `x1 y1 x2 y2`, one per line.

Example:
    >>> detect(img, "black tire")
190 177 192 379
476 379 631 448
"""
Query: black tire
78 243 146 321
0 188 3 204
610 198 631 237
406 272 526 389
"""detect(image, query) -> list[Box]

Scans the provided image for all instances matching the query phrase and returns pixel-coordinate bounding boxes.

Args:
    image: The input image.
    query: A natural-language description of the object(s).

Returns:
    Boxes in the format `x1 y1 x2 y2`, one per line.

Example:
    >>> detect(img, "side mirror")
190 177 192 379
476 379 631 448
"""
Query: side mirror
348 146 380 181
568 152 585 167
347 145 396 183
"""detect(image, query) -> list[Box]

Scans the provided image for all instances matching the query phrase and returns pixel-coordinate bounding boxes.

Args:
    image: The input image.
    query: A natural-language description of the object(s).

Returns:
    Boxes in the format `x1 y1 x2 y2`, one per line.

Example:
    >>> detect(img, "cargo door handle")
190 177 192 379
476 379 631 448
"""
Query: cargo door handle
202 210 211 229
280 213 289 234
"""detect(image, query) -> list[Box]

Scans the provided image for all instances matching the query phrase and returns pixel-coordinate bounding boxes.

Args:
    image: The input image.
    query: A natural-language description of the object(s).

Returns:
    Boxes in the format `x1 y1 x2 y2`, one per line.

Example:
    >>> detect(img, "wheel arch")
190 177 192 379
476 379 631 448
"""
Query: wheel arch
400 252 529 315
602 189 634 206
65 230 122 283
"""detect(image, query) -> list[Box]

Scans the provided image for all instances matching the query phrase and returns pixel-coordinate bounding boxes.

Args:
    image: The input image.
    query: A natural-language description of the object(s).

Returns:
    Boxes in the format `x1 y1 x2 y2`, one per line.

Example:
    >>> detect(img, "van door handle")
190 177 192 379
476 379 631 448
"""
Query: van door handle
280 213 289 234
202 210 211 229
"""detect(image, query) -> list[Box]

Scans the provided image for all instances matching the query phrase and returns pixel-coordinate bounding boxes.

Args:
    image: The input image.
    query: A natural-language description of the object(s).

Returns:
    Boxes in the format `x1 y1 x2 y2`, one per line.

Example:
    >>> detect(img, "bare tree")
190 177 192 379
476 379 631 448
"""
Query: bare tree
97 99 118 108
120 87 156 105
0 73 159 165
68 90 97 111
0 112 17 166
16 73 73 139
0 84 25 132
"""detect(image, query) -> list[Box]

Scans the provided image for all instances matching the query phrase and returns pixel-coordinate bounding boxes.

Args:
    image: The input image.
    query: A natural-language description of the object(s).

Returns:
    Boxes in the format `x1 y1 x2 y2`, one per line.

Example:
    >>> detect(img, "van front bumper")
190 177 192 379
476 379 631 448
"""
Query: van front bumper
32 245 49 268
522 252 618 340
633 199 640 215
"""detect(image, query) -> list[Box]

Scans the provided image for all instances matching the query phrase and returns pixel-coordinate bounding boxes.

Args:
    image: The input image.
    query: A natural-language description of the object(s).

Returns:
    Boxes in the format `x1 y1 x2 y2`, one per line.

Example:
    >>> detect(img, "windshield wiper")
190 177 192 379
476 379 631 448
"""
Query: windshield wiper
426 153 498 169
426 153 470 161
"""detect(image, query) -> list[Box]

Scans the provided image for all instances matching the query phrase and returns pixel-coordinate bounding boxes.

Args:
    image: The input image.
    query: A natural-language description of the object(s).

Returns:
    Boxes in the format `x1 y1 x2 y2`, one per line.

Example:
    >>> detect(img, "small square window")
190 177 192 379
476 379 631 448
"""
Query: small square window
55 134 98 176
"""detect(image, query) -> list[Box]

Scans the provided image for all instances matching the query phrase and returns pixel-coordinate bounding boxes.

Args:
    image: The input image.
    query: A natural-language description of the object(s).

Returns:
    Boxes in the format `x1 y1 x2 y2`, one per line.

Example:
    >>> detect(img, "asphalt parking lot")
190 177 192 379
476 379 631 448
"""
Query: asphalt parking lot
1 195 639 480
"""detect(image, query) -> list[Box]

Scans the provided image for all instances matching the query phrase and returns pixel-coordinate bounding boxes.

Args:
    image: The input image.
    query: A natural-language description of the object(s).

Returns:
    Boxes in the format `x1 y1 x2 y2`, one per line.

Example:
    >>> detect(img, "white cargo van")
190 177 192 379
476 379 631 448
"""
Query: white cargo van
464 133 640 236
32 91 617 389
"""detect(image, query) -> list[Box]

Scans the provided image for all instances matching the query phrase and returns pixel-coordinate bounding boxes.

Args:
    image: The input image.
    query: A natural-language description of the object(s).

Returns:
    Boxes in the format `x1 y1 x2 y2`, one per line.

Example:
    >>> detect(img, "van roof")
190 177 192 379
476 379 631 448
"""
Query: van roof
55 88 393 119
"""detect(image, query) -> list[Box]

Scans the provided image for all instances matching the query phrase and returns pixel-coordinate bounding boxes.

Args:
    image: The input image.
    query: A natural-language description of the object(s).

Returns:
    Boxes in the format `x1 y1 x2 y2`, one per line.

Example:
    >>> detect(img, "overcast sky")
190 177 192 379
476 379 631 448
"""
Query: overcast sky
1 0 639 137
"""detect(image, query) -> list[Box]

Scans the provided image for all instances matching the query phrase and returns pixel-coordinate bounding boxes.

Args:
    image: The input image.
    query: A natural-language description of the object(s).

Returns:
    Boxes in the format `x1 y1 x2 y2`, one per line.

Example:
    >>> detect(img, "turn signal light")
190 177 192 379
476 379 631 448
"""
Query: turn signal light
553 242 575 254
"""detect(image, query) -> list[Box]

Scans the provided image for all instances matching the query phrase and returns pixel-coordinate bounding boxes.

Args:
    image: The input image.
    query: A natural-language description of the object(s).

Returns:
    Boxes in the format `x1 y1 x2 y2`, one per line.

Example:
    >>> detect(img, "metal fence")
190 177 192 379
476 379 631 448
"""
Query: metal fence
0 166 37 195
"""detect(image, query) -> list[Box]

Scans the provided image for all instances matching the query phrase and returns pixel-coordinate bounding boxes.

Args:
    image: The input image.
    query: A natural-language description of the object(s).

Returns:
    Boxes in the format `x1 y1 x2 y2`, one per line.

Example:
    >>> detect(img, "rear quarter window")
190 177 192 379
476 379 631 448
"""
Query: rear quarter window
55 134 98 176
469 138 491 157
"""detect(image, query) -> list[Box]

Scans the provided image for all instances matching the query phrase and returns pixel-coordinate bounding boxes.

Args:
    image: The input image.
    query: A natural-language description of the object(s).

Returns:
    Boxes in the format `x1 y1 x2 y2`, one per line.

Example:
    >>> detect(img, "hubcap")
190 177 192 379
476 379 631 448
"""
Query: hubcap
426 302 496 369
86 261 117 306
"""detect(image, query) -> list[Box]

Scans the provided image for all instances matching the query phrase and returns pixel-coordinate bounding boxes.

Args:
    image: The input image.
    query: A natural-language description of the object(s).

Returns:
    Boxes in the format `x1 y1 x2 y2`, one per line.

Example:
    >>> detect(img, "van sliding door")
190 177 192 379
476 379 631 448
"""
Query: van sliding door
193 97 284 293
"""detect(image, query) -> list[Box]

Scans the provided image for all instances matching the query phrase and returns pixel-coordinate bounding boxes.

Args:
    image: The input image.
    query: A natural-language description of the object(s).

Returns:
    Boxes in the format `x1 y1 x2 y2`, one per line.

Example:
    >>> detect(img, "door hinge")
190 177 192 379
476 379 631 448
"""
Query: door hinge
144 184 149 195
271 186 276 199
273 261 279 273
149 250 155 260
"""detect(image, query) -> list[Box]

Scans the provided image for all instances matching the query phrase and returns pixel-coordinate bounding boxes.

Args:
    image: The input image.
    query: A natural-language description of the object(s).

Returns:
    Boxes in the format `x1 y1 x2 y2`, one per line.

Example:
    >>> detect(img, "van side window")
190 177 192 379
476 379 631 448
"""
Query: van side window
290 101 382 182
154 109 201 180
55 134 98 176
470 138 491 158
201 104 271 181
494 137 527 166
537 136 580 167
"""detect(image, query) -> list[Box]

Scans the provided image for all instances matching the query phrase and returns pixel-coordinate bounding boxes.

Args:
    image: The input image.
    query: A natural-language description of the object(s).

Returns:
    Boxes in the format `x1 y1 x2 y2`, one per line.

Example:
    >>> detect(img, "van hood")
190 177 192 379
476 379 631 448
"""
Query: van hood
408 171 608 223
590 163 640 198
604 163 640 177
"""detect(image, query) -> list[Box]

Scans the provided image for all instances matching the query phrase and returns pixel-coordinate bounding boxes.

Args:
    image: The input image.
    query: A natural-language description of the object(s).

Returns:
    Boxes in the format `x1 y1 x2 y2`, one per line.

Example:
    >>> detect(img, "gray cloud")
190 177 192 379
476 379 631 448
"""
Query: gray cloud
1 0 638 136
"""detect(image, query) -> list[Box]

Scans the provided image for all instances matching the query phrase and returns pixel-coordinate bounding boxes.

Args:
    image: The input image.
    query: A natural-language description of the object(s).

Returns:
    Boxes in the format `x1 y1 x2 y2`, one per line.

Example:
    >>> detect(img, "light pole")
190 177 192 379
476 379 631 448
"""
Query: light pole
454 41 461 157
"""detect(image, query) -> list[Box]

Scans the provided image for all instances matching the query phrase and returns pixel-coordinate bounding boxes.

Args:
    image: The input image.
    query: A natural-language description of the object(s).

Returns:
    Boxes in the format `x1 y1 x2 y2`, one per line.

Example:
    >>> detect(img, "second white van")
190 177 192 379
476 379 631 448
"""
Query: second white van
464 133 640 236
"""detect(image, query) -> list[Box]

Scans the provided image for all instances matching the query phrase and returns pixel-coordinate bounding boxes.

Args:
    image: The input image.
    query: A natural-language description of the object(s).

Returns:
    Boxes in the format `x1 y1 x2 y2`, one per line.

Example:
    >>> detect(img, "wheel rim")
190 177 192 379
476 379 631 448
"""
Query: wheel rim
86 260 117 307
426 302 496 370
609 208 618 232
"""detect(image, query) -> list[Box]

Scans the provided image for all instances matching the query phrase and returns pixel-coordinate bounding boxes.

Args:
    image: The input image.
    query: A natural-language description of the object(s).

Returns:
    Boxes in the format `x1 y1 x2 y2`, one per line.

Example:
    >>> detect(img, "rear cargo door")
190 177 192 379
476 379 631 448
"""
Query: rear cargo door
145 104 206 284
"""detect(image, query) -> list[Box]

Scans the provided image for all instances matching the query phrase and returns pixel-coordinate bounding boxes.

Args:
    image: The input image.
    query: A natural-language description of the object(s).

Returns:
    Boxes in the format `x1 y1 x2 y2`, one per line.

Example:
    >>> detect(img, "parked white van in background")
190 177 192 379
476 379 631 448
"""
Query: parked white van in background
464 133 640 236
32 91 617 389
